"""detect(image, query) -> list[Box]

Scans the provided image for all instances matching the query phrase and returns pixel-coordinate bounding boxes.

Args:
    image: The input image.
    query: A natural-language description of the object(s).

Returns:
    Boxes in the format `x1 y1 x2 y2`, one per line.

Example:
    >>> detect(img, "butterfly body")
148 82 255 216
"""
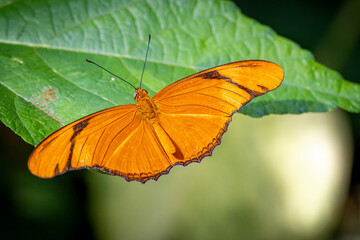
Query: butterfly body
135 88 180 159
135 88 158 121
28 60 284 183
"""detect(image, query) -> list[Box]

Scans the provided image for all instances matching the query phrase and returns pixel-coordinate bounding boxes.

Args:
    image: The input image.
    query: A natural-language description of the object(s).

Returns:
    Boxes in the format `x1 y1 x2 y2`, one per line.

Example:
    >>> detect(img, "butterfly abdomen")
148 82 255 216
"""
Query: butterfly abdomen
134 88 184 161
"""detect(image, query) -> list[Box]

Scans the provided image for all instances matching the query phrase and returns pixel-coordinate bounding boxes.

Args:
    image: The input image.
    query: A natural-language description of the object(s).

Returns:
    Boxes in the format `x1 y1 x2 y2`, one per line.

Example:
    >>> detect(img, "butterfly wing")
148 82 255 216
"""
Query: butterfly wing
28 105 173 182
152 60 284 166
29 60 283 183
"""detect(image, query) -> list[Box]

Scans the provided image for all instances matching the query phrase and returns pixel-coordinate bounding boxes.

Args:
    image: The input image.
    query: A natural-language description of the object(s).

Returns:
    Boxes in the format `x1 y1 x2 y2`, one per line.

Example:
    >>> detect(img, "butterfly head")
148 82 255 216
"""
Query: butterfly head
134 88 149 102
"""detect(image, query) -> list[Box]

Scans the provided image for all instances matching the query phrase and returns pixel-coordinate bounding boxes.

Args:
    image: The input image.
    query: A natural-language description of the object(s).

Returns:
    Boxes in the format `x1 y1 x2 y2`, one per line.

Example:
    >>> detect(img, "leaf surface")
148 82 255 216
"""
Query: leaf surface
0 0 359 145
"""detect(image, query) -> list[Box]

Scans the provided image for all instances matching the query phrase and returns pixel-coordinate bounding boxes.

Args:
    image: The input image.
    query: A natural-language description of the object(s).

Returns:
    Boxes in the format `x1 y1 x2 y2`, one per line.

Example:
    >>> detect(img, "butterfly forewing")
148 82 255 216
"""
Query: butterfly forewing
153 60 283 104
152 60 284 166
28 105 138 178
28 104 176 182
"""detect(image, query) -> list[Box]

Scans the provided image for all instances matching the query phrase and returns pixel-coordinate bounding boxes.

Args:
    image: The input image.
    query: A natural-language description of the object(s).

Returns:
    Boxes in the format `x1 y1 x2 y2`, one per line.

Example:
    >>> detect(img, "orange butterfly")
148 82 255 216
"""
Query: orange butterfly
28 36 284 183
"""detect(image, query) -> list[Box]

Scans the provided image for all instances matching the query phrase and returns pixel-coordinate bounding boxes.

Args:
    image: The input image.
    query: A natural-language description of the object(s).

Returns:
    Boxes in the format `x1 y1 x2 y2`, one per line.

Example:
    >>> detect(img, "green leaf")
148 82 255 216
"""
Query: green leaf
0 0 359 146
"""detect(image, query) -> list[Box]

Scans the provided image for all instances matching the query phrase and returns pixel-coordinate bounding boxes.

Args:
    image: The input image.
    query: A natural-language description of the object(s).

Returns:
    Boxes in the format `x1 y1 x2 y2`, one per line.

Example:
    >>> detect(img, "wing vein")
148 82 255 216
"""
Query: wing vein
78 136 89 167
158 102 231 115
194 92 238 109
75 108 136 141
155 81 223 101
148 124 172 166
93 128 107 166
213 86 247 100
102 111 138 165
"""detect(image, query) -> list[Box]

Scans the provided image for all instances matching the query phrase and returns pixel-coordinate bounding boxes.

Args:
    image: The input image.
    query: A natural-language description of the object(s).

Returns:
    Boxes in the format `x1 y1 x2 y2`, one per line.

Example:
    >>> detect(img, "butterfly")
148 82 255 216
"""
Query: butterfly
28 36 284 183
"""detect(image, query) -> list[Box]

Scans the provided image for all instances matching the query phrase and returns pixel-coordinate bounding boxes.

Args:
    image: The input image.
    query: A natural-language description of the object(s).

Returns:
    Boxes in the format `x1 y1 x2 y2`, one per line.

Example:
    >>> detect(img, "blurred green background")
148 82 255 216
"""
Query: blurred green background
1 0 359 239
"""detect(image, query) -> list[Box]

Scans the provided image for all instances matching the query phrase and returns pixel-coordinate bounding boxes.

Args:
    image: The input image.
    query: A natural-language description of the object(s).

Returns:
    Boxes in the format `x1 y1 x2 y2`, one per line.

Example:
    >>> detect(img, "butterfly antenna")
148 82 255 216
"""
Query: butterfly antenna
85 59 136 89
140 34 151 89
